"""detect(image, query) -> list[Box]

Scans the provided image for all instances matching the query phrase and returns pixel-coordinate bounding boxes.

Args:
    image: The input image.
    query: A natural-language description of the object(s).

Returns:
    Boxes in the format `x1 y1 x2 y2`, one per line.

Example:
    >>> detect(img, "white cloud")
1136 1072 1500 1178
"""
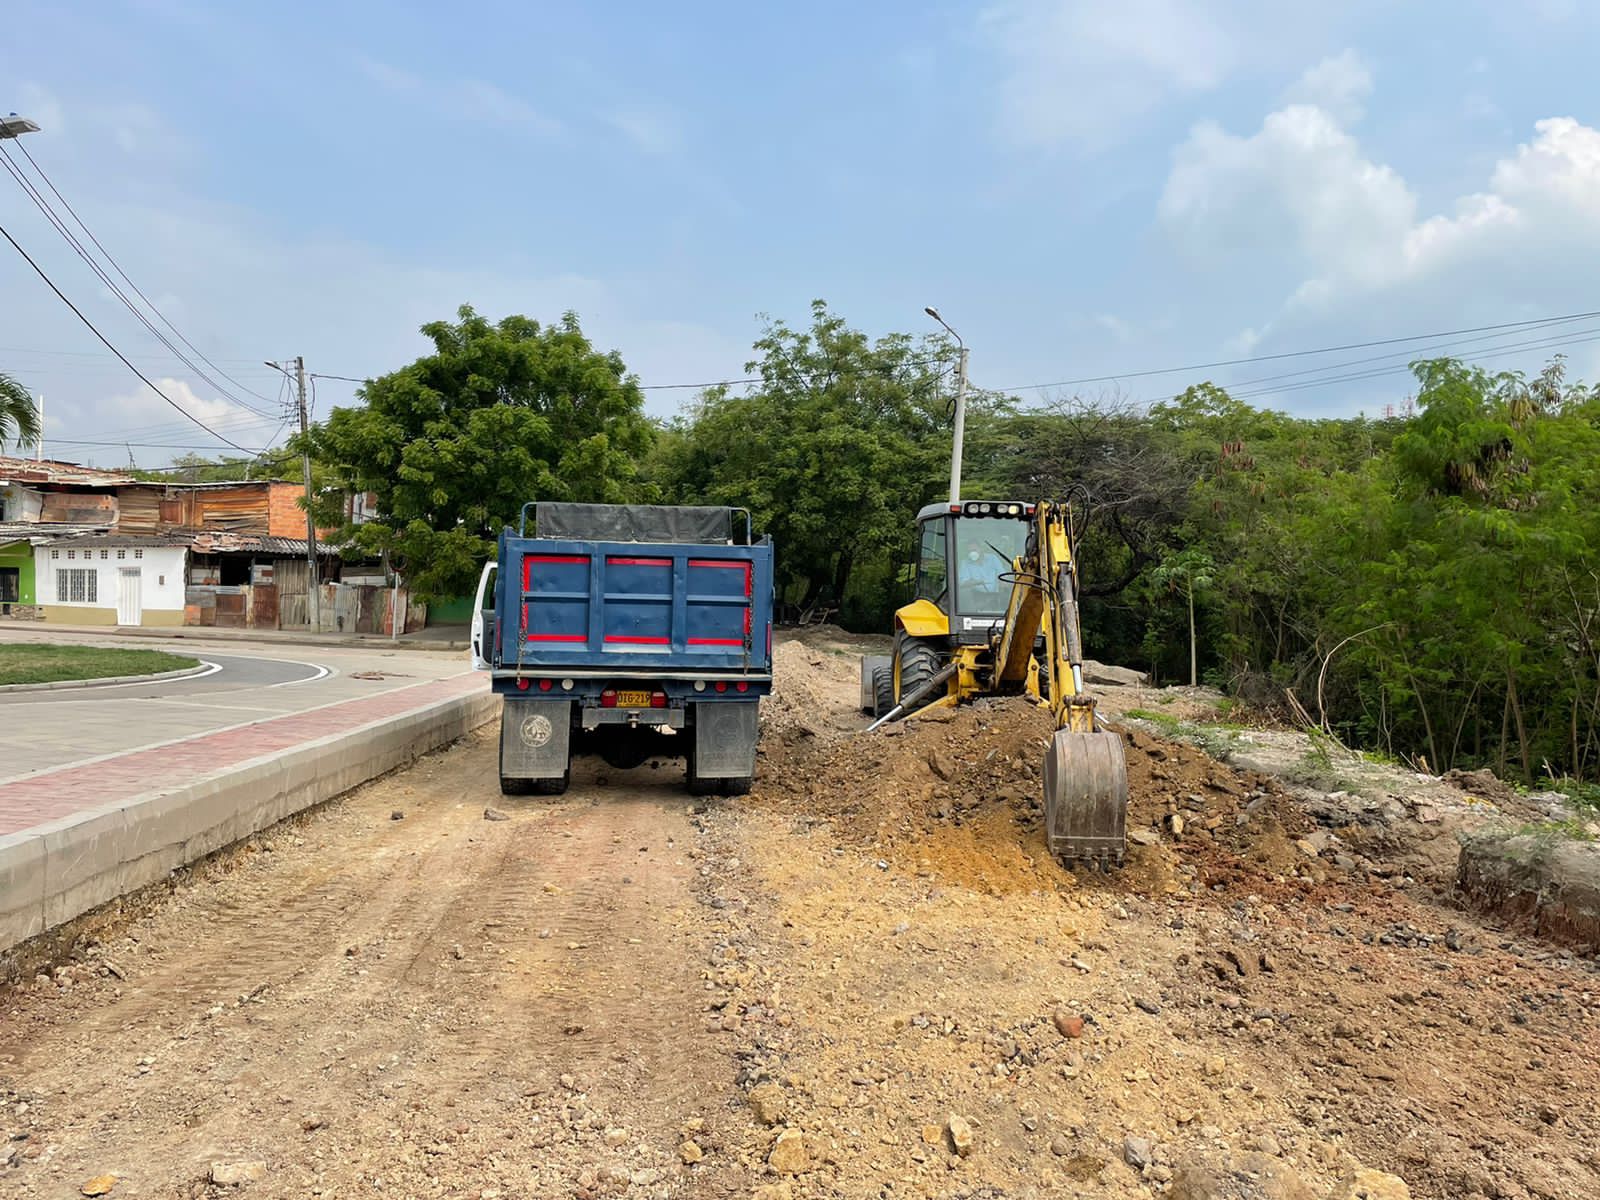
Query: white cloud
981 0 1240 148
1284 49 1371 123
356 56 561 135
1156 67 1600 388
607 108 682 157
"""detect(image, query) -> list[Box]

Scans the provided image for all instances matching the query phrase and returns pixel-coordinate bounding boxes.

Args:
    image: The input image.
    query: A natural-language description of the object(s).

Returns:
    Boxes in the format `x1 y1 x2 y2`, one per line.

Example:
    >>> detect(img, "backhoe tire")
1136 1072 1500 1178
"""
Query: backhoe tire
894 633 943 707
871 663 894 717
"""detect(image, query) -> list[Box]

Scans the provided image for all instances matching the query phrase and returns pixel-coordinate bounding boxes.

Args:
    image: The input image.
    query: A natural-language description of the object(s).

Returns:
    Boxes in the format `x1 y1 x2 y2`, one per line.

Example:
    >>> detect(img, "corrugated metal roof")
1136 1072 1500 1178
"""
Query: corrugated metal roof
37 532 191 547
0 521 112 546
189 532 341 556
0 455 135 486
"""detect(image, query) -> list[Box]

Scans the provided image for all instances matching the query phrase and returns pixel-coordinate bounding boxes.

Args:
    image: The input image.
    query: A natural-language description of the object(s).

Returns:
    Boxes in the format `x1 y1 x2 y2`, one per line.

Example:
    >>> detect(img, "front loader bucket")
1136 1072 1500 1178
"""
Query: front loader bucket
1043 729 1128 868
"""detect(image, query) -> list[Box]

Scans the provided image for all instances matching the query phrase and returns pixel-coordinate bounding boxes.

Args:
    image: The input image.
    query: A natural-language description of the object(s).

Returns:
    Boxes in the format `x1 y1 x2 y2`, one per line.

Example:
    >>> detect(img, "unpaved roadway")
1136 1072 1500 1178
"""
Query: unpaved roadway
2 632 1597 1199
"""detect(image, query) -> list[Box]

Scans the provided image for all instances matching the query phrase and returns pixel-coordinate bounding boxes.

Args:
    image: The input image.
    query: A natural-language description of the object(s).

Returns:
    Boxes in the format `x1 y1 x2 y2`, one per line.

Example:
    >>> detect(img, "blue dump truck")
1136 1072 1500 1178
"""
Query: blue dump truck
469 502 775 797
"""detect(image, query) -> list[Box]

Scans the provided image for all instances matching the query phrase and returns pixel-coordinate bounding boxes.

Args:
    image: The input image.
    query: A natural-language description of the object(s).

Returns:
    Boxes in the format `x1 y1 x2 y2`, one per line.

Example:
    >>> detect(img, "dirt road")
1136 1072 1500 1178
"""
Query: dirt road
1 733 749 1198
2 632 1598 1199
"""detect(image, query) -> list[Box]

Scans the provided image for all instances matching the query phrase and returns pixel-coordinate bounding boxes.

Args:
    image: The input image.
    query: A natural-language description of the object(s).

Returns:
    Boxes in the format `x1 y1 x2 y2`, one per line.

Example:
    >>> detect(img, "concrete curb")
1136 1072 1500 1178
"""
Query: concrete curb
0 688 499 954
0 662 212 695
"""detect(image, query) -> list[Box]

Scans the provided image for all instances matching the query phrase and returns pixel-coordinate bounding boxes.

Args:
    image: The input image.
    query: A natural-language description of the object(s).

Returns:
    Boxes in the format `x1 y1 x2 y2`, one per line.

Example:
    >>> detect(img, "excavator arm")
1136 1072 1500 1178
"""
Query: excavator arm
994 501 1129 867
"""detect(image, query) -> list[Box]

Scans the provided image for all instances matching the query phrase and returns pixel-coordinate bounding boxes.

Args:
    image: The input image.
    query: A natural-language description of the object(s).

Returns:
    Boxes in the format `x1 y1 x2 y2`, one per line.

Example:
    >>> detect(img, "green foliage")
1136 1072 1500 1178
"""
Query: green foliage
131 451 300 484
0 370 41 450
652 300 962 621
0 643 197 685
305 306 654 600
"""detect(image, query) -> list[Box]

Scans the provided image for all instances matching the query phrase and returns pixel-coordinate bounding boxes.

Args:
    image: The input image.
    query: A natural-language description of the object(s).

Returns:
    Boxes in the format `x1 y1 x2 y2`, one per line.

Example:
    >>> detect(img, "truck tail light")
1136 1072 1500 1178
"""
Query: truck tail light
715 681 727 693
516 678 530 691
600 688 618 708
650 692 667 709
736 681 749 693
538 678 553 691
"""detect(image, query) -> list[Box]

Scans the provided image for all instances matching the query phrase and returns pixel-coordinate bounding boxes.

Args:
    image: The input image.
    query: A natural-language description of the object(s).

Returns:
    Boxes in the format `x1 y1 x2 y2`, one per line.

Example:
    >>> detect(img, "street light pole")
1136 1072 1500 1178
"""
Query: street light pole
1 116 44 461
925 307 969 503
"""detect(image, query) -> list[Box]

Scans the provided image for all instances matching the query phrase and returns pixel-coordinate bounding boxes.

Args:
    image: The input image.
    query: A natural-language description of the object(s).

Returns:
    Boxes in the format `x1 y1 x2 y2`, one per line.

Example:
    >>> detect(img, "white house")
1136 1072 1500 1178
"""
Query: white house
34 536 187 627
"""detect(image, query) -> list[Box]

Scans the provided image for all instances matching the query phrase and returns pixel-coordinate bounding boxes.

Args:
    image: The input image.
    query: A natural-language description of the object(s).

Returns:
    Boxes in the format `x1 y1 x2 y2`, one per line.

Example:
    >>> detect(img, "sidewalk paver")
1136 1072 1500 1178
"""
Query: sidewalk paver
0 672 488 838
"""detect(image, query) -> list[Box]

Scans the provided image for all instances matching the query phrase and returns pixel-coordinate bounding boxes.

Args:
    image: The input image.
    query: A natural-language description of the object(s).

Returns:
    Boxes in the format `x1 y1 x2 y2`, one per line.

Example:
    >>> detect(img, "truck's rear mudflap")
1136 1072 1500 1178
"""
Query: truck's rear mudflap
693 700 759 779
500 698 572 781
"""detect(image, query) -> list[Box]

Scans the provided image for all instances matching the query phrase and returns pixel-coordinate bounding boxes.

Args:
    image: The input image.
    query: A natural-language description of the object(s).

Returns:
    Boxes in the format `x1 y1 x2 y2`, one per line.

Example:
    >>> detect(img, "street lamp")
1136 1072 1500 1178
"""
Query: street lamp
0 114 41 140
3 116 43 459
925 307 970 503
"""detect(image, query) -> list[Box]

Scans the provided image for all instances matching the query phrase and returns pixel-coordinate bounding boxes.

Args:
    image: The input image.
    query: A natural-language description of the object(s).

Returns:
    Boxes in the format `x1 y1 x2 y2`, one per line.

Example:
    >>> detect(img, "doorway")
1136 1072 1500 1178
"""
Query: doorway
117 567 142 625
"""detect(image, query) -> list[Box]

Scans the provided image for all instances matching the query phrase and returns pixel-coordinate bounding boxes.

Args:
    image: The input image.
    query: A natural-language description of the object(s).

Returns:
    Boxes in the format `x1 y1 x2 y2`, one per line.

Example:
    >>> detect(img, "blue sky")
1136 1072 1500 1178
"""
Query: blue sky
4 1 1600 467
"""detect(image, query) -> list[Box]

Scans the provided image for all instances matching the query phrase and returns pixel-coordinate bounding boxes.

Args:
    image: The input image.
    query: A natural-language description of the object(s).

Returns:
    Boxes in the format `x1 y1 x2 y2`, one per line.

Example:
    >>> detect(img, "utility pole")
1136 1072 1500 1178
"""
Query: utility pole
295 355 320 634
35 393 43 462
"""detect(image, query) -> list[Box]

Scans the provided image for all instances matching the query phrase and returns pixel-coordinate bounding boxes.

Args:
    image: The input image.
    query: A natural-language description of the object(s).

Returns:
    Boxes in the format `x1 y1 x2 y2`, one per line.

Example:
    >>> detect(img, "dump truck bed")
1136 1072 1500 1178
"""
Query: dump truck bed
492 535 774 677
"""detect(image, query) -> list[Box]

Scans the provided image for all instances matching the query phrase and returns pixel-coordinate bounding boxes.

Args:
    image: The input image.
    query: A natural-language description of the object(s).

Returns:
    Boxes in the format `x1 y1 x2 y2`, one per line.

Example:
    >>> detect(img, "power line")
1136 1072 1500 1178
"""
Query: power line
0 219 259 454
5 136 283 410
1228 329 1600 403
0 145 277 419
996 310 1600 393
1197 322 1600 399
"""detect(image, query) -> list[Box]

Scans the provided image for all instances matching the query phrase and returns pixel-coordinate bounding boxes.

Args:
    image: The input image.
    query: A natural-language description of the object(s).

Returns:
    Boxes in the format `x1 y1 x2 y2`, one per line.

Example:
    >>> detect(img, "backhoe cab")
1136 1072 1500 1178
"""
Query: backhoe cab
859 498 1129 868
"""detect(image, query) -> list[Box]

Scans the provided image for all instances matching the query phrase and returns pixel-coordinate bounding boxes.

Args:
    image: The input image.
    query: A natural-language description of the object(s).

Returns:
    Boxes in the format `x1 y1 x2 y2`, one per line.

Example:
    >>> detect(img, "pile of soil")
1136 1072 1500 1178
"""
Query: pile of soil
756 695 1323 899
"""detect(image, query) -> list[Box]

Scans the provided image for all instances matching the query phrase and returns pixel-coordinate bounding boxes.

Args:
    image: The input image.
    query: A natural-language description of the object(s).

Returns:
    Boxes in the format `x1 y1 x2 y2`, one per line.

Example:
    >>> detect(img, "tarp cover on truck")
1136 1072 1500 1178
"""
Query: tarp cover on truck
535 503 743 545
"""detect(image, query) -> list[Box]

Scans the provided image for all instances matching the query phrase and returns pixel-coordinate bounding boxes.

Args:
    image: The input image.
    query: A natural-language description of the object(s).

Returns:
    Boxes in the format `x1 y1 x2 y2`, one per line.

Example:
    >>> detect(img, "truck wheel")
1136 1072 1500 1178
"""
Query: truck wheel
872 663 894 716
685 752 717 796
500 775 533 796
893 633 943 706
719 776 753 797
530 771 570 796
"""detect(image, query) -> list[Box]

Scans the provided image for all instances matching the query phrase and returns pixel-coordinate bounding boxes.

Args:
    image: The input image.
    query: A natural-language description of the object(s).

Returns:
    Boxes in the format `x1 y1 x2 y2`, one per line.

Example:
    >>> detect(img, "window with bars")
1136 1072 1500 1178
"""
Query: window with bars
134 549 143 559
55 568 98 604
101 549 109 560
117 549 126 560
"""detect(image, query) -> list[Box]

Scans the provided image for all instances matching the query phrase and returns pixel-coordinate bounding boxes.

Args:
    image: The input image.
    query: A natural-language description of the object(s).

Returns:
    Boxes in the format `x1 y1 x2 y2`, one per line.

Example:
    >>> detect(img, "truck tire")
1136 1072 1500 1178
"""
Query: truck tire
685 747 716 796
529 771 570 796
499 775 534 796
719 776 753 797
894 633 943 706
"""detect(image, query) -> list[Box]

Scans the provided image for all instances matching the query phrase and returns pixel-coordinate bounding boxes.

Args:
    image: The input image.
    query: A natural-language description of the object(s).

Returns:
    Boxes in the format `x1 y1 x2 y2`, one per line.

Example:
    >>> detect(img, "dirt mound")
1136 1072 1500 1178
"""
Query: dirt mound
754 695 1319 896
761 632 879 741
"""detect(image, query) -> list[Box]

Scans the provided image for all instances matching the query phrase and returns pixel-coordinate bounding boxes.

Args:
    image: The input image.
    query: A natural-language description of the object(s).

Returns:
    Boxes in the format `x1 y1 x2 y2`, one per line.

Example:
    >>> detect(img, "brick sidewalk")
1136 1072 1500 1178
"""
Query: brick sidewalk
0 672 490 838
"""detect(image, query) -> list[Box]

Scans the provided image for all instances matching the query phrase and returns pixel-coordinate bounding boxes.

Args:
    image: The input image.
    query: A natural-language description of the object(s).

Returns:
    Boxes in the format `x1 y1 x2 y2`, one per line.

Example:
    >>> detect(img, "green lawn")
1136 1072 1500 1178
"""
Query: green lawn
0 644 200 686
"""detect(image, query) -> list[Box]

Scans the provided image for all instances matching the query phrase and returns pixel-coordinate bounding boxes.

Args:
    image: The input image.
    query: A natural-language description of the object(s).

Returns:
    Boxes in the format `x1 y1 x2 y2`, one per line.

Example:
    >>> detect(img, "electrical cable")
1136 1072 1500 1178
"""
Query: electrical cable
0 139 280 412
0 219 260 454
0 156 278 423
996 310 1600 393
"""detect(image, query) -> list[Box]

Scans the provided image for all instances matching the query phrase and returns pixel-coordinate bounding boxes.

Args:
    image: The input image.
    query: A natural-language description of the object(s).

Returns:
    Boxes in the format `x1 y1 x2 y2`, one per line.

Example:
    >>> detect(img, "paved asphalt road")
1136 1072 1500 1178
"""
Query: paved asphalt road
0 632 478 780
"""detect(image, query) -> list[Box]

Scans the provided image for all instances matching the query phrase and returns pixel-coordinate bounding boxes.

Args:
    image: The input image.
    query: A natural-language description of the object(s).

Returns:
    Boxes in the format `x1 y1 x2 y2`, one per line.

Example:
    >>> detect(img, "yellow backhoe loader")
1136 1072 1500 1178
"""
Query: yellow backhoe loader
860 498 1129 868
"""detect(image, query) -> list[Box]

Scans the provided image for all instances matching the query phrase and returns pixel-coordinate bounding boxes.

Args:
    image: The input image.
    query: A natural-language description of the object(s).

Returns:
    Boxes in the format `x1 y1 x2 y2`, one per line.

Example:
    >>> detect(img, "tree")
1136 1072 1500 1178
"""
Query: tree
655 300 961 623
1150 548 1216 687
306 306 654 600
0 371 41 451
131 450 301 484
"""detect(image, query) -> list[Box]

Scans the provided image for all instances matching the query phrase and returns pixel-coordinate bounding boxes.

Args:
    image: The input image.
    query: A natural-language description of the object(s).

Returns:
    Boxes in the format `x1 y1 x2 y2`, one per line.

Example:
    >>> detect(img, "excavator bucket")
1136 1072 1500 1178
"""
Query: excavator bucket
1043 729 1129 868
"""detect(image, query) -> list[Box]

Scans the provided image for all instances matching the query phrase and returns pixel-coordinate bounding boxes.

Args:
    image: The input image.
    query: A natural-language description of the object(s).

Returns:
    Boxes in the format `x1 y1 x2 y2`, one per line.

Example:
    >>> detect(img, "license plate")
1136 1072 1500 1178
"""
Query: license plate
617 690 652 708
